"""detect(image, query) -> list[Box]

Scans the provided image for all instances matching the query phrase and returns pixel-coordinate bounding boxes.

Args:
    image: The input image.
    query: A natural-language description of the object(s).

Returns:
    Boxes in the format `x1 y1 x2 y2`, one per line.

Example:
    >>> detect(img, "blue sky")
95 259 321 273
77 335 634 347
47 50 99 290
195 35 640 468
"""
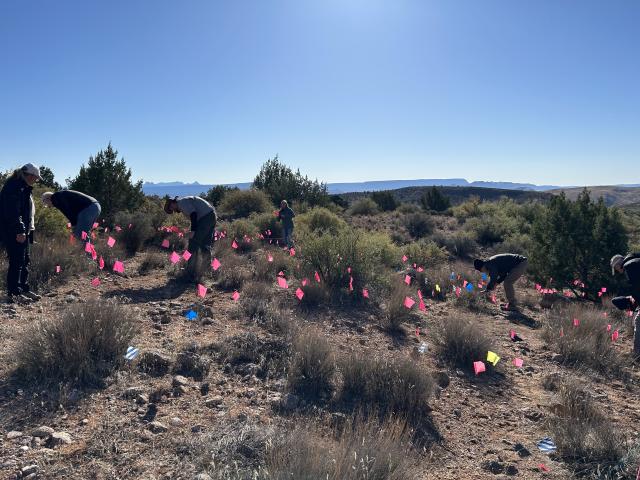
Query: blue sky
1 1 638 186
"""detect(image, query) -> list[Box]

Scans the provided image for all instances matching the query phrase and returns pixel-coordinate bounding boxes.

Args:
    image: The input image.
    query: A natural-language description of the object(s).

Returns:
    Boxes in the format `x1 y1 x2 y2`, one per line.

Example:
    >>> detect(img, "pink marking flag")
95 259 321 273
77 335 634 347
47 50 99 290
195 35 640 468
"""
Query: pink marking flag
404 275 411 286
362 288 369 298
81 231 88 241
510 330 517 340
267 254 274 262
113 261 125 274
455 287 461 297
513 358 524 368
607 324 612 332
197 284 207 298
402 255 408 263
416 327 420 337
295 288 304 300
490 294 497 304
232 290 240 301
538 464 550 472
99 256 105 270
289 248 296 256
107 236 116 248
91 277 101 287
573 318 580 327
182 250 192 261
560 327 564 337
115 225 122 232
277 270 285 276
302 278 308 286
232 240 238 249
92 222 99 230
347 266 351 274
612 330 619 342
349 276 354 291
56 265 61 273
417 266 424 272
277 276 289 289
404 296 415 309
212 258 221 271
66 222 72 229
84 242 93 253
419 299 426 312
161 239 170 249
473 361 486 375
170 251 180 264
314 271 321 283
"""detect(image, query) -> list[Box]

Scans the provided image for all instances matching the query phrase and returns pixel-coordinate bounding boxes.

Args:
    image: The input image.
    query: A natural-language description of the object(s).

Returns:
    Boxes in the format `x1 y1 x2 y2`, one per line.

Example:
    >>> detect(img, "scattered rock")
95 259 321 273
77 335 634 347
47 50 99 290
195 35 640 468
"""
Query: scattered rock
191 425 205 433
205 396 224 408
195 474 213 480
159 314 172 324
172 375 190 388
31 426 54 439
136 394 149 405
123 386 145 399
505 465 518 476
200 383 210 396
481 460 505 474
147 421 168 434
201 317 214 326
139 430 154 442
514 443 531 457
174 350 211 381
434 371 450 388
138 352 172 376
169 417 184 427
7 431 23 440
48 432 73 447
21 465 38 477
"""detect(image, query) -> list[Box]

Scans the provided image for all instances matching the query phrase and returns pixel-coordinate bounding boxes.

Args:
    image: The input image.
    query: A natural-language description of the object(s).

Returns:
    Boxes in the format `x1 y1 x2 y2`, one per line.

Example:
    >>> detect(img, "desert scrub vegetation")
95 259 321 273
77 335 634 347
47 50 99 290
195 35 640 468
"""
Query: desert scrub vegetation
113 211 157 254
542 304 627 376
431 230 477 258
14 299 138 386
405 212 434 239
371 191 399 212
237 281 273 322
254 248 292 281
26 239 87 291
137 251 166 275
436 314 496 375
214 253 252 291
381 282 417 333
348 197 379 216
286 331 336 402
213 332 290 380
227 218 258 253
251 211 283 240
296 206 347 234
548 379 630 478
219 188 272 219
403 239 447 268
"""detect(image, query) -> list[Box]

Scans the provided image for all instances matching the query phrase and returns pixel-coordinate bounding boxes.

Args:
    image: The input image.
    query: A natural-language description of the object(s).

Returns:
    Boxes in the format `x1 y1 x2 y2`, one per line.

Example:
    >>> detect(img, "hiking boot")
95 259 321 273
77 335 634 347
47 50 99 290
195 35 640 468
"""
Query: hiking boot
22 291 41 301
7 293 32 304
501 303 520 312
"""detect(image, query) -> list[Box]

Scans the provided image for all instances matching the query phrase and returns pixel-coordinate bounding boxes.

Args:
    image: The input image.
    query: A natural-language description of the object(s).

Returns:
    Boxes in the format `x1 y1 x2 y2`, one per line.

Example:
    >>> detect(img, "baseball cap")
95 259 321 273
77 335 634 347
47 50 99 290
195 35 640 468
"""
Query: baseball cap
21 163 42 180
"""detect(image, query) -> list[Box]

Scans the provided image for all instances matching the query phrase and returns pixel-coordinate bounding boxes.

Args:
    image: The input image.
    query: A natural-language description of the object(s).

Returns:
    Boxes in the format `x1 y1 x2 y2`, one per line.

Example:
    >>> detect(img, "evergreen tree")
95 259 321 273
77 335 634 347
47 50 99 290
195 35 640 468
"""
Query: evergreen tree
421 186 451 212
371 191 398 212
67 144 144 222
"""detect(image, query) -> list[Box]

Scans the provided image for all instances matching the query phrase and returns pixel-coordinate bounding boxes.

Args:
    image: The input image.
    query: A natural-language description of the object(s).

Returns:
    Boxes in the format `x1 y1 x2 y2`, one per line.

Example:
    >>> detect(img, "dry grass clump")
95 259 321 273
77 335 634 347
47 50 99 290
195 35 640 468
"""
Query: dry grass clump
137 251 166 275
405 212 433 239
238 281 273 322
214 333 290 380
298 281 329 309
286 331 336 402
254 248 292 281
381 282 416 332
27 239 87 291
14 299 137 386
542 304 627 376
436 315 494 374
215 253 253 291
339 354 434 421
549 379 627 477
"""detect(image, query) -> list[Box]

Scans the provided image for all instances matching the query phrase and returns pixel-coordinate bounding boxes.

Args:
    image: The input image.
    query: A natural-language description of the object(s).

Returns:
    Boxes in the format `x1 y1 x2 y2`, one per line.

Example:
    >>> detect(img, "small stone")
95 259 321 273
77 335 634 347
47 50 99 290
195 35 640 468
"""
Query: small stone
172 375 189 387
31 426 54 438
434 371 450 388
191 425 205 433
139 430 154 442
481 460 505 474
201 317 214 326
123 386 145 399
200 383 210 396
138 351 172 377
195 473 213 480
205 396 224 408
136 394 149 405
81 418 89 425
514 443 531 457
169 417 184 427
505 465 518 476
159 314 172 324
21 465 38 476
7 431 23 440
19 445 29 452
48 432 73 447
147 421 168 434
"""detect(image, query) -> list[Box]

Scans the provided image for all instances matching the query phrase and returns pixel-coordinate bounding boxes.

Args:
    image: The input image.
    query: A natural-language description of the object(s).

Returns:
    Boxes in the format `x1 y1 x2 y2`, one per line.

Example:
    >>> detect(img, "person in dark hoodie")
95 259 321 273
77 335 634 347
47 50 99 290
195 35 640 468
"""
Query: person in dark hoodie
0 164 42 303
474 253 528 311
278 200 295 248
164 196 217 279
41 190 101 241
611 253 640 357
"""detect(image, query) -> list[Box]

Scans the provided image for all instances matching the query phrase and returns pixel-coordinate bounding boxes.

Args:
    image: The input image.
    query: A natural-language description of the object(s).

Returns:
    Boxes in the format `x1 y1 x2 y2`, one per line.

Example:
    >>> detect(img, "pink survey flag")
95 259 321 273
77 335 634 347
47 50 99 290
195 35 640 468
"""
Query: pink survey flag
277 277 289 289
455 287 461 297
510 330 516 340
612 330 619 342
513 358 524 368
404 275 411 286
349 276 353 291
197 284 207 298
417 266 424 272
211 258 221 271
267 253 273 262
161 239 170 249
99 256 105 270
607 324 612 332
91 277 101 287
113 261 125 274
55 265 61 273
115 225 122 232
347 266 351 274
232 290 240 301
573 318 580 327
473 361 486 375
232 240 238 249
277 270 285 276
85 242 93 253
289 248 296 256
314 271 321 283
403 296 415 309
402 255 408 263
170 251 180 264
66 222 71 229
182 250 192 261
81 231 88 241
362 288 369 298
107 236 116 248
295 288 304 300
416 327 420 337
417 289 423 300
418 299 426 311
302 278 308 286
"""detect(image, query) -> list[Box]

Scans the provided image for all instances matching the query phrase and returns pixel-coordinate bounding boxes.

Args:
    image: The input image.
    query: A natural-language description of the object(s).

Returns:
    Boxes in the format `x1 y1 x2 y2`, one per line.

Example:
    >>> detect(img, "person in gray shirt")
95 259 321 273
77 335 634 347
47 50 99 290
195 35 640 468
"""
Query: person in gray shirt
164 196 217 280
474 254 528 311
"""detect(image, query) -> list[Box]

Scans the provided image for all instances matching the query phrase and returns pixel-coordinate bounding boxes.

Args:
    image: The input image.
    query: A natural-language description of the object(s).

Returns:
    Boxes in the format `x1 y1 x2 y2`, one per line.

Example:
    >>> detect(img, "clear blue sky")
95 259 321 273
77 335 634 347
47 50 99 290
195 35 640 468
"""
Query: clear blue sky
1 1 638 186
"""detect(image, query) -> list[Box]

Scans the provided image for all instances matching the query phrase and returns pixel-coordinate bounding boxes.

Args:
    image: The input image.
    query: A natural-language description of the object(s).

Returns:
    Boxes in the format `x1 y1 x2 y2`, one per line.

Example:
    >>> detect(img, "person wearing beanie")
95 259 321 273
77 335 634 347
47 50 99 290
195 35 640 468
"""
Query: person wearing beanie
474 253 528 311
611 253 640 357
41 190 101 241
164 196 217 280
0 164 42 303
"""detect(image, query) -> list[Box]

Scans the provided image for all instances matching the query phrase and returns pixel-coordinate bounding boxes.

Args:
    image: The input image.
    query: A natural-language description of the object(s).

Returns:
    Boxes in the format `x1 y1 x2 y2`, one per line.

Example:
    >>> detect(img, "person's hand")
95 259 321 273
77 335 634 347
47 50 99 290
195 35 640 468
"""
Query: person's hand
16 234 27 243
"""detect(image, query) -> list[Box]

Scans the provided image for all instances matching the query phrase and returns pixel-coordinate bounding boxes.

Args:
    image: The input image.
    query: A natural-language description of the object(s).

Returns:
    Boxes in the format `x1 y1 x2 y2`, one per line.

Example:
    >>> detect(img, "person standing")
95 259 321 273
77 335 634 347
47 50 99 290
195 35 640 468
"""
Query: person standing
41 190 101 241
278 200 295 248
0 164 42 303
474 253 528 311
611 253 640 357
164 196 216 280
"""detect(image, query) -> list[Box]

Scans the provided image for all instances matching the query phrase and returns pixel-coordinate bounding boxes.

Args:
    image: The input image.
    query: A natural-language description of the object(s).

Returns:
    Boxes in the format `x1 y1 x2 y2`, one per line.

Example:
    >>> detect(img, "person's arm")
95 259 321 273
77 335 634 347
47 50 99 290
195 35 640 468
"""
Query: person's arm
190 212 198 232
4 188 26 236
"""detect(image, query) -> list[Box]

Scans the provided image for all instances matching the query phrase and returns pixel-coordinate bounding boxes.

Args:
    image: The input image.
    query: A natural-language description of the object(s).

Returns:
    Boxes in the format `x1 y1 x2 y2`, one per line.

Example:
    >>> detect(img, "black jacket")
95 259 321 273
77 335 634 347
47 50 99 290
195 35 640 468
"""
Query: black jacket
623 256 640 303
0 175 33 241
51 190 97 225
485 254 527 291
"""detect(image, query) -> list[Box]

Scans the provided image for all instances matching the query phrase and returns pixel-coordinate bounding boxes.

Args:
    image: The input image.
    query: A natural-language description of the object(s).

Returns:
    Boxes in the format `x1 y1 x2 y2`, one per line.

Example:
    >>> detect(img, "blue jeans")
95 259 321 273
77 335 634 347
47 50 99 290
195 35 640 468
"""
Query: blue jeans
283 226 293 248
73 202 102 240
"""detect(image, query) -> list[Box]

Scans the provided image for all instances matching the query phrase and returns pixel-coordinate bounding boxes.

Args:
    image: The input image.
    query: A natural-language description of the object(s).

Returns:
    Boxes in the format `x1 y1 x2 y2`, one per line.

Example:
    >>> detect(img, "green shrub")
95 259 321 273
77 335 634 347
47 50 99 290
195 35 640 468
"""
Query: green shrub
113 211 156 254
228 219 257 253
138 252 166 275
348 198 379 216
251 211 283 240
397 203 420 214
203 184 238 207
405 212 433 238
371 191 399 212
464 215 511 246
254 248 293 281
215 253 252 291
297 207 346 234
431 231 477 258
219 189 271 219
287 331 335 402
420 186 450 212
437 315 495 374
403 240 447 268
238 281 273 322
299 282 329 309
14 299 137 386
26 239 87 292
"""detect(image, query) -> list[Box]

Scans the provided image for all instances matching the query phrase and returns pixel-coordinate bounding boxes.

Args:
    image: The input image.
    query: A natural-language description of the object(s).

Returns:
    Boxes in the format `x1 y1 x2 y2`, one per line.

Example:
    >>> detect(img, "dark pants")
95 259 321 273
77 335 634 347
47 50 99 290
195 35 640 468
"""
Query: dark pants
283 226 293 248
5 236 31 295
187 212 216 278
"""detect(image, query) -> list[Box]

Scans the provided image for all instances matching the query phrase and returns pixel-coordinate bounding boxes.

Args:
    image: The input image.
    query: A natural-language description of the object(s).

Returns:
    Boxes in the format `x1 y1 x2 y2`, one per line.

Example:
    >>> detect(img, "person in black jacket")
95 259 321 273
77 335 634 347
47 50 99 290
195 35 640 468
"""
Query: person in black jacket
611 253 640 357
41 190 101 240
0 164 42 303
277 200 295 248
474 254 528 311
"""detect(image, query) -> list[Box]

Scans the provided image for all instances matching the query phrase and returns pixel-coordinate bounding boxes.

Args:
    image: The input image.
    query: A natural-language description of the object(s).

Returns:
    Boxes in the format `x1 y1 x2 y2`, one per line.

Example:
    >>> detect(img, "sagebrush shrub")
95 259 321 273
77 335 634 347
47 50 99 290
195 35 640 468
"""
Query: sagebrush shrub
228 219 257 253
239 281 273 321
405 212 433 239
114 211 156 254
215 253 252 291
437 315 494 373
403 239 447 268
381 282 416 332
251 211 283 240
431 231 477 258
287 331 335 402
27 239 87 291
298 207 346 234
254 248 292 281
371 191 399 212
138 252 166 275
219 189 271 219
348 198 378 216
14 299 137 386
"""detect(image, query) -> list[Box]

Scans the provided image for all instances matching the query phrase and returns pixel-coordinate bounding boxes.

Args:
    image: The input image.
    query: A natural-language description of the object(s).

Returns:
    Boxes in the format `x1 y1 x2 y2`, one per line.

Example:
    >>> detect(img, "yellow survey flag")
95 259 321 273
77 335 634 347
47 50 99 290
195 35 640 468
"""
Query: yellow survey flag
435 284 441 292
487 351 500 366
